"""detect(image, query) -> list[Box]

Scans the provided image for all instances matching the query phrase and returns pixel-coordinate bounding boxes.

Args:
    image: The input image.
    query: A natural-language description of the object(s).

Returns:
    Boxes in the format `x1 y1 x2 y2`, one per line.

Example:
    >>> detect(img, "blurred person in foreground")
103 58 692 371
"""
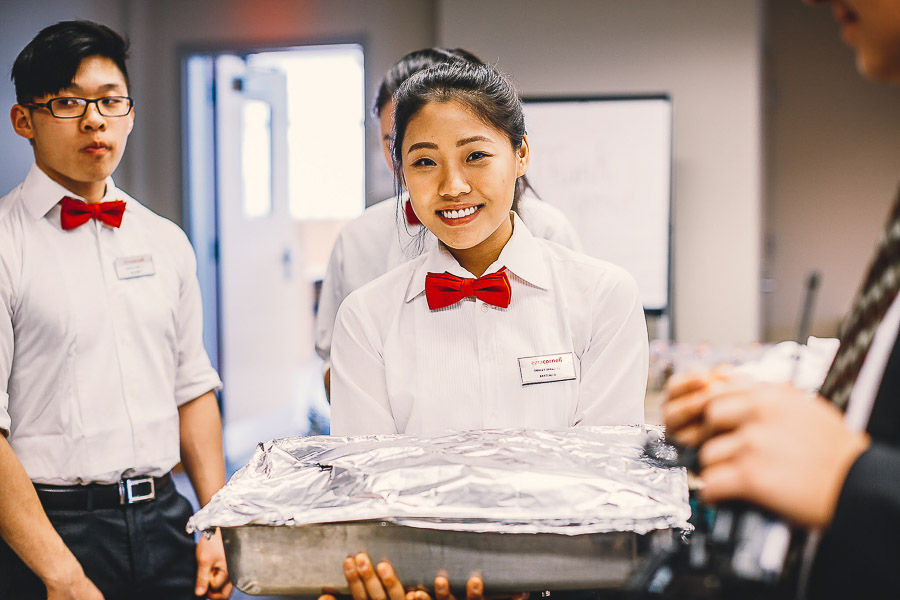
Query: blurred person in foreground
664 1 900 598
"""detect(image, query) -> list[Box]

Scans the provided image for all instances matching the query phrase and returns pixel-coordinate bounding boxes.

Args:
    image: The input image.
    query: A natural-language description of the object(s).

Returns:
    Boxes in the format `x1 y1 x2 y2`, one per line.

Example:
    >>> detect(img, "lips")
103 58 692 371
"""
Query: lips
833 3 859 42
82 141 110 152
436 204 483 225
439 205 479 219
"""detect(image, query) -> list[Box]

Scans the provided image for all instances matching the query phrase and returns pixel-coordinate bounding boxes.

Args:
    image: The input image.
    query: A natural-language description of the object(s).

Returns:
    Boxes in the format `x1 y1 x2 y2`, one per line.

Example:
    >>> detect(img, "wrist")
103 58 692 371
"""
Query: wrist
38 550 86 590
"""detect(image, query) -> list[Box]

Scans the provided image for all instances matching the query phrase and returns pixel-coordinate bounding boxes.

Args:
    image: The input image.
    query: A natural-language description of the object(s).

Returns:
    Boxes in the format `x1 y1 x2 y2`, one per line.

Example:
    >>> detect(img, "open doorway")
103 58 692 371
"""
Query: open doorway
182 44 365 471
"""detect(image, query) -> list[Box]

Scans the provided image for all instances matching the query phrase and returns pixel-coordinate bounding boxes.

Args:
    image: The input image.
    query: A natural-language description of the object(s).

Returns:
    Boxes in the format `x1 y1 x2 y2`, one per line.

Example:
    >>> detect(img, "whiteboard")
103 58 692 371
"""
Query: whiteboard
522 96 672 313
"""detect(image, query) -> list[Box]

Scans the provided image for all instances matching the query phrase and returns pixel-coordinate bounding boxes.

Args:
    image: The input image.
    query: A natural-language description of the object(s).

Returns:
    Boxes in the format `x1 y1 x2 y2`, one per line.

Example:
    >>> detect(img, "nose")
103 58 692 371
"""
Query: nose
79 101 107 131
438 163 471 198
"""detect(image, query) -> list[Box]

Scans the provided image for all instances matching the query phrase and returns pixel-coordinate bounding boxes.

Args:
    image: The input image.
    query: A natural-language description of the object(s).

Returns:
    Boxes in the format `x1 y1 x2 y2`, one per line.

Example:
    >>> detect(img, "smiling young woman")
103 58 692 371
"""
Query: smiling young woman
313 48 584 400
328 61 649 436
401 98 527 277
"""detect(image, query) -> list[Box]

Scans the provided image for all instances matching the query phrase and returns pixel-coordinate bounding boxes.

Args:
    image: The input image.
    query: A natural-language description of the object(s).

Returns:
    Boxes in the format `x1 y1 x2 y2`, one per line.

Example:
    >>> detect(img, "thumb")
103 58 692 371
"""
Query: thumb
195 556 211 596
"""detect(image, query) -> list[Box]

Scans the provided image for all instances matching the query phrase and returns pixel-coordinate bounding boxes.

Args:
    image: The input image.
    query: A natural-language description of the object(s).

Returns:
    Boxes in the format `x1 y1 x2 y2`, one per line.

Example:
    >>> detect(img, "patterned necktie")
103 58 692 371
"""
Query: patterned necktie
819 189 900 409
60 196 126 230
425 268 512 310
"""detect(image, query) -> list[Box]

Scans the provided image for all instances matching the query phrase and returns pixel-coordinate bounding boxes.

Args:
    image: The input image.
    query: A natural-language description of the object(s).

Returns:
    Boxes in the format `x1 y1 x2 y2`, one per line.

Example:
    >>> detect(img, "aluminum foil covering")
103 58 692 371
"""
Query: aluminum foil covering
188 426 690 536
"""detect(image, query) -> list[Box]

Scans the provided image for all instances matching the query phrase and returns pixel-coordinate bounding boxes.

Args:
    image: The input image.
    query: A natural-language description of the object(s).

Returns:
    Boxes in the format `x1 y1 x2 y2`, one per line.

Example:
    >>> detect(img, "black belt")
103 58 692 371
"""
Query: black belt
34 473 172 511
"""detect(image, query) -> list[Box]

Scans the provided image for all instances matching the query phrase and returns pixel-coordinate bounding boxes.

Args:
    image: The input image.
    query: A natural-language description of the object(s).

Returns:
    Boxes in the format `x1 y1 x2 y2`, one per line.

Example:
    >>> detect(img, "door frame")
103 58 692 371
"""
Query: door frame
178 36 369 406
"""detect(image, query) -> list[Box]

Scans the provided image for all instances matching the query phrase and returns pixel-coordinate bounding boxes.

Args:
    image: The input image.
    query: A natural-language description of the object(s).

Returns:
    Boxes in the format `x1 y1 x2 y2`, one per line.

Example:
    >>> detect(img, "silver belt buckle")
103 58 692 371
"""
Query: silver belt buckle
118 476 156 505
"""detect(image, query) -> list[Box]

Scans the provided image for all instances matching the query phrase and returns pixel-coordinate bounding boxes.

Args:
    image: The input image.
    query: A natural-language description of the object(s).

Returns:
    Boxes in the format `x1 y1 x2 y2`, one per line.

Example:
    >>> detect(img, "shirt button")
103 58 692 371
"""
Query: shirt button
481 304 489 313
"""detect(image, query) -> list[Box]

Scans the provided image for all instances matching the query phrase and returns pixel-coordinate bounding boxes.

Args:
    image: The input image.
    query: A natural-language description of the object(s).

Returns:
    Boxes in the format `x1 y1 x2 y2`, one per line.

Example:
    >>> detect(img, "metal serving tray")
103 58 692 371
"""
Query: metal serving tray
223 520 667 596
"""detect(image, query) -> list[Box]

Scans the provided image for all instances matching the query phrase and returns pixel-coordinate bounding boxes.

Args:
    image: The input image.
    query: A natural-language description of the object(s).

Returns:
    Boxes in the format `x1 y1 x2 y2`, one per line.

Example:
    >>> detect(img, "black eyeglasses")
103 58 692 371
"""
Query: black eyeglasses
25 96 134 119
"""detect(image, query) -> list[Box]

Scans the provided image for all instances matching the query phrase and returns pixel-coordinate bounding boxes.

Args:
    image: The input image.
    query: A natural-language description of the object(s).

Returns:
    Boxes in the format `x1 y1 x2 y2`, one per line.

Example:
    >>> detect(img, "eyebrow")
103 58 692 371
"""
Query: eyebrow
457 135 493 147
406 136 495 155
407 141 438 154
64 82 127 95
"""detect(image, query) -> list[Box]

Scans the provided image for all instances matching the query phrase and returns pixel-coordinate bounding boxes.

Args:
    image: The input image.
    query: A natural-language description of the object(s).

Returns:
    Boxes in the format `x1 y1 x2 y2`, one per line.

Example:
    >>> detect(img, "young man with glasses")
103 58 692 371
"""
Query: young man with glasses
0 20 231 600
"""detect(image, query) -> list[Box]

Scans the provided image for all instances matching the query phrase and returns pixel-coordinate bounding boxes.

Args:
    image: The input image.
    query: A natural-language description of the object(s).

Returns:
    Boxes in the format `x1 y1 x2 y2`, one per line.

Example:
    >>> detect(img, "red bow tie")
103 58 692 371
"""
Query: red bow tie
425 268 512 310
404 199 421 226
60 196 126 231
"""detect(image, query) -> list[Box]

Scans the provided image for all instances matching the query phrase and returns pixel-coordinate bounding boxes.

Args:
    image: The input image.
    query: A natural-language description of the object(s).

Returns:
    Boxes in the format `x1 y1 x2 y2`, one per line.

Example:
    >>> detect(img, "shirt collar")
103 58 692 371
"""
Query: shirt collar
405 212 552 303
21 162 124 221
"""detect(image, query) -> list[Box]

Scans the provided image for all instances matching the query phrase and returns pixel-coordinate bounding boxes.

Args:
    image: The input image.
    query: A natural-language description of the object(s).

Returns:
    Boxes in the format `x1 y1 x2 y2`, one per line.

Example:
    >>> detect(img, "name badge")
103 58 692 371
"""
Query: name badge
114 254 155 280
518 352 577 385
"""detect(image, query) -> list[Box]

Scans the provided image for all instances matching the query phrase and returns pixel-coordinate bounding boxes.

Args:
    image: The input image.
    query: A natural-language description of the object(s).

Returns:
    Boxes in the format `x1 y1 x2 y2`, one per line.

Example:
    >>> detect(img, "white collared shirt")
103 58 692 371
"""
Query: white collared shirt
314 190 583 371
330 213 647 434
844 292 900 432
0 164 222 485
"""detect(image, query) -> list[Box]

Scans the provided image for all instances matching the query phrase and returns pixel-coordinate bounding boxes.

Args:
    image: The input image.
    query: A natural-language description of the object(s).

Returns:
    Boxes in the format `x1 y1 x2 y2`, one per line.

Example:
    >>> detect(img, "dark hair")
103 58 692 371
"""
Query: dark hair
392 61 530 210
372 48 483 117
11 20 130 105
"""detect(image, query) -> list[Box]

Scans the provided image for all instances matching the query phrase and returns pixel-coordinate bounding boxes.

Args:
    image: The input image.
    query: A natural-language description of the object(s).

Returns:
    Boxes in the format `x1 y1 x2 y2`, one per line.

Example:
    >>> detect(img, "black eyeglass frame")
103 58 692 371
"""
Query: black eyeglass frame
24 96 135 119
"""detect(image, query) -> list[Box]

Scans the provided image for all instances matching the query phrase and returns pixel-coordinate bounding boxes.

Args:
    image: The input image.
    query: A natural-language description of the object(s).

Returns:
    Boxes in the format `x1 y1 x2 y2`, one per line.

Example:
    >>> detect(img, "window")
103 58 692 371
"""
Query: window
248 45 365 220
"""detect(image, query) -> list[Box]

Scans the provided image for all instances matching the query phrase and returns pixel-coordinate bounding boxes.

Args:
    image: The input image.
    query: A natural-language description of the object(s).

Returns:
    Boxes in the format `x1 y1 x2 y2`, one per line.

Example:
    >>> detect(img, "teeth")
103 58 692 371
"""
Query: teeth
441 206 477 219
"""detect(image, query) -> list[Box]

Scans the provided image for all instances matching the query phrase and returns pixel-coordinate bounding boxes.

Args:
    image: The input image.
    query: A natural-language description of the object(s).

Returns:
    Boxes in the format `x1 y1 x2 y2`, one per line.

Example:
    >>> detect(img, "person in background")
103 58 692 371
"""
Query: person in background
664 0 900 597
314 47 583 399
0 20 231 600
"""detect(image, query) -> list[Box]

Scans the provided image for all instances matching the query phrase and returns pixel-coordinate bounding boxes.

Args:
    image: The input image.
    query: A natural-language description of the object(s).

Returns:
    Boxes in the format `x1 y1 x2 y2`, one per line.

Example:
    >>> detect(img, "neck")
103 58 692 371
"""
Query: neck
35 162 108 203
74 183 107 203
447 213 514 277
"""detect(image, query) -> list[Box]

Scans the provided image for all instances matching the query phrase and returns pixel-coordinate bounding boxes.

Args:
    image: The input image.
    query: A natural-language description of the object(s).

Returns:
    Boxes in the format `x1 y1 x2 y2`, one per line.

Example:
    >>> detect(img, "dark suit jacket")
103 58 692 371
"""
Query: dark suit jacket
807 328 900 598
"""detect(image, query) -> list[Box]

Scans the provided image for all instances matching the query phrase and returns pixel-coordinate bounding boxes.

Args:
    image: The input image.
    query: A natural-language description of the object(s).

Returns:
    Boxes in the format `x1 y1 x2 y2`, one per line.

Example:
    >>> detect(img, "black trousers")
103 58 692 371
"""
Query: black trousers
0 481 198 600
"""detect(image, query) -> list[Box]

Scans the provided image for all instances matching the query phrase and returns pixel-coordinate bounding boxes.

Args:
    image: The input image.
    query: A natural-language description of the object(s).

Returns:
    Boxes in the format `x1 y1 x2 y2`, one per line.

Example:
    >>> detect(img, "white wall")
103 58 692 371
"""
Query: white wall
437 0 764 344
764 1 900 341
0 1 127 196
121 0 436 223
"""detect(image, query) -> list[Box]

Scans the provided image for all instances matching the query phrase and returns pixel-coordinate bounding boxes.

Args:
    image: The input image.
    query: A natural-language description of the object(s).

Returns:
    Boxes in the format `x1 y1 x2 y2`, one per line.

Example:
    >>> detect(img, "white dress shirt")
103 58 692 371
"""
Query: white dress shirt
330 213 647 435
844 291 900 432
0 164 222 484
314 190 583 371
